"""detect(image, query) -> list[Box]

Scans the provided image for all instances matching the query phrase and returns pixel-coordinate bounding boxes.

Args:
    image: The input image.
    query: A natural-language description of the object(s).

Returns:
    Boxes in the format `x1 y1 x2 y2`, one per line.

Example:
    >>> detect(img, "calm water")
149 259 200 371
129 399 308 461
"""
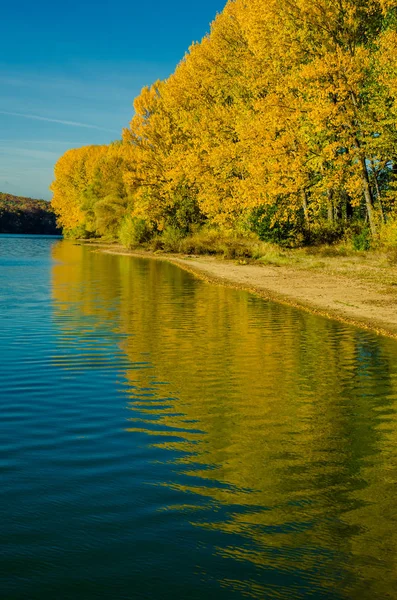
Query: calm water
1 235 397 600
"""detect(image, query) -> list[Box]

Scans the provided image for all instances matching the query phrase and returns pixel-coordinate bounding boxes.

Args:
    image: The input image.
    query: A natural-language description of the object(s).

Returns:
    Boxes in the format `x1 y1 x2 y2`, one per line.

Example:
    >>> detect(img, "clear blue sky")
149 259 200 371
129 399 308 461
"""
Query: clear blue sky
1 0 226 200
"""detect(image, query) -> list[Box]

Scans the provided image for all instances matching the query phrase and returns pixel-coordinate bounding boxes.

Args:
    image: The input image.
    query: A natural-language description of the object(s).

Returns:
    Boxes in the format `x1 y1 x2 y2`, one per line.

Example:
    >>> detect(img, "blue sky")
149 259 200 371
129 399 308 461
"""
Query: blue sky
1 0 226 200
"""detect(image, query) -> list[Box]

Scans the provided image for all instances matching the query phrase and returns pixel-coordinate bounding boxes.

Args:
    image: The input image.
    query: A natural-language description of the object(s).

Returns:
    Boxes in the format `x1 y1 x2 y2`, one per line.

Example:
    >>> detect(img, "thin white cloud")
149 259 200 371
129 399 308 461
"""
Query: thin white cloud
0 110 118 133
0 139 75 144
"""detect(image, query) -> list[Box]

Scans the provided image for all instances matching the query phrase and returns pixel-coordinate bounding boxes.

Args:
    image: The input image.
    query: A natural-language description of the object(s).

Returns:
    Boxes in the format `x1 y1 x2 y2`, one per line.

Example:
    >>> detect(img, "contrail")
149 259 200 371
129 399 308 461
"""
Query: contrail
0 110 119 134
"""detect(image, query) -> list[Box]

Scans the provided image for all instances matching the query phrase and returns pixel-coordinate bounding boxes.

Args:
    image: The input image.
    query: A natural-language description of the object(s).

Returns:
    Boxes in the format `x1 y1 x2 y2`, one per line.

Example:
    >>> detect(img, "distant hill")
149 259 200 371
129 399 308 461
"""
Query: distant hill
0 193 60 235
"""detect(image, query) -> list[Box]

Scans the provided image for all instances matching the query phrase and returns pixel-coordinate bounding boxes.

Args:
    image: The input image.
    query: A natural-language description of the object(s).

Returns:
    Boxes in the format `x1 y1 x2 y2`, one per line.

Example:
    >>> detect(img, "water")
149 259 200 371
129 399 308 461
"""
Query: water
1 235 397 600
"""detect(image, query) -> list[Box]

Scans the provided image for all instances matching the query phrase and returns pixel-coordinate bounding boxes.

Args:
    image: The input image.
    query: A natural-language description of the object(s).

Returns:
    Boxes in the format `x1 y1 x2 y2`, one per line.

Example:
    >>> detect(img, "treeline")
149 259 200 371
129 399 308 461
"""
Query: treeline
0 193 60 235
51 0 397 249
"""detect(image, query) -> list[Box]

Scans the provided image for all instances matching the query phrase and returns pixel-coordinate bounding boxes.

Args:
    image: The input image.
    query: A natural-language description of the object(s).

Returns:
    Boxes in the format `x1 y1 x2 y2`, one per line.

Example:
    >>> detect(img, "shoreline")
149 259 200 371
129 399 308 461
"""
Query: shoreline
87 243 397 340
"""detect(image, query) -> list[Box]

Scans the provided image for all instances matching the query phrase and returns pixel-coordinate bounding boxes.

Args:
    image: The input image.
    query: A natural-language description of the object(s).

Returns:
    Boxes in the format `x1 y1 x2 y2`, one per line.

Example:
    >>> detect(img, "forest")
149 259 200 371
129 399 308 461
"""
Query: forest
51 0 397 253
0 193 60 235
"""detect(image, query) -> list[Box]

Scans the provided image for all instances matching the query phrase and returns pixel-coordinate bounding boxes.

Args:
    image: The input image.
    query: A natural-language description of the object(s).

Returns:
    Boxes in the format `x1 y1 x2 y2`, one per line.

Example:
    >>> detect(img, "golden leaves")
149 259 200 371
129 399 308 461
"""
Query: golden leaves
51 0 397 238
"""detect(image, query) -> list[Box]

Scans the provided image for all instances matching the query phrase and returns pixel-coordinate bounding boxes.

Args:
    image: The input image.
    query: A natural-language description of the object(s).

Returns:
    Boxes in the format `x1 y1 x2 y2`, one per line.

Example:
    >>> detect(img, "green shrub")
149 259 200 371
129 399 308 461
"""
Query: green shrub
64 224 94 240
118 216 151 249
248 205 303 247
352 227 371 251
159 226 186 252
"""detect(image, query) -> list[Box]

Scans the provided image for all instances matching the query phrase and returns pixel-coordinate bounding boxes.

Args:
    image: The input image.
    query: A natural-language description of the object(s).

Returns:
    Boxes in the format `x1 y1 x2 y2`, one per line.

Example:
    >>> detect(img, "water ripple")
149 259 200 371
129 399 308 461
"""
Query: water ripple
1 236 397 599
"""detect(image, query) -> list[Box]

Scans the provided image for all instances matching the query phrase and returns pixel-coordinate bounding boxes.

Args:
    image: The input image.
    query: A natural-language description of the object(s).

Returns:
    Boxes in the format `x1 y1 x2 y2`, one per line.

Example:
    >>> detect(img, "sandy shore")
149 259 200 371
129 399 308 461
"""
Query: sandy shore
94 245 397 339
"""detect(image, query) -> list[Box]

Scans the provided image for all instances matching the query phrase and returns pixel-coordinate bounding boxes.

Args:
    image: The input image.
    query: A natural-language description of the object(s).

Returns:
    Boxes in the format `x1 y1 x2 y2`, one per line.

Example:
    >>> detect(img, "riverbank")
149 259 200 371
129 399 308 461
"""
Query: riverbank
86 242 397 339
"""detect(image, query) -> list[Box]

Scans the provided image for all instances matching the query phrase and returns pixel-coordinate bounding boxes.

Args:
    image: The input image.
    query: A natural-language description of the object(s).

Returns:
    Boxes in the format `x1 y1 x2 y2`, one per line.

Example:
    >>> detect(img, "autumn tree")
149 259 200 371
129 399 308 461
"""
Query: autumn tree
51 0 397 245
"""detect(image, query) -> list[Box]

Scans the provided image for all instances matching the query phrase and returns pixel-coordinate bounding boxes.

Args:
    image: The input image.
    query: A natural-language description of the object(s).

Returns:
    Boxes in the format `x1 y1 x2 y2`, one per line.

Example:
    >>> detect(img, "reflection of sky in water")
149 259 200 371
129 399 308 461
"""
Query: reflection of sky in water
1 235 397 600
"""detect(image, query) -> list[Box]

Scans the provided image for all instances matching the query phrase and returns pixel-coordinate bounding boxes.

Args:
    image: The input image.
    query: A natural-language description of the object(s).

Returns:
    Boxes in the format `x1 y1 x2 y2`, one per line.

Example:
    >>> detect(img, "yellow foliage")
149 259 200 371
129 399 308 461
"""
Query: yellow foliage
51 146 107 231
51 0 397 243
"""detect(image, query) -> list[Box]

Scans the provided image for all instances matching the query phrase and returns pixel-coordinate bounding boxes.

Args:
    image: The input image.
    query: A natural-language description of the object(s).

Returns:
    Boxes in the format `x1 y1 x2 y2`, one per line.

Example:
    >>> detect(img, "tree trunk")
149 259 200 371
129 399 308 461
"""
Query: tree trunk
301 190 310 227
370 161 386 225
348 94 377 235
327 189 334 223
334 198 341 223
344 192 353 222
360 155 377 236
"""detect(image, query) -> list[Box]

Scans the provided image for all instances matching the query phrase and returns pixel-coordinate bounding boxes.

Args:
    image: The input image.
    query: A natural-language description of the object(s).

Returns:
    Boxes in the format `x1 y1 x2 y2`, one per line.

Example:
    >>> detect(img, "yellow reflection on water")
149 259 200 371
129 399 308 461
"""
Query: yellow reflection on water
51 240 397 599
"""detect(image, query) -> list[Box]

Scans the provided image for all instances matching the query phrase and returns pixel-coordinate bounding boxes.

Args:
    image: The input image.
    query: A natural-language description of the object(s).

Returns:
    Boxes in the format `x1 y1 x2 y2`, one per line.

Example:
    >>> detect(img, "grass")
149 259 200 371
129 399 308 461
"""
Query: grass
149 227 273 260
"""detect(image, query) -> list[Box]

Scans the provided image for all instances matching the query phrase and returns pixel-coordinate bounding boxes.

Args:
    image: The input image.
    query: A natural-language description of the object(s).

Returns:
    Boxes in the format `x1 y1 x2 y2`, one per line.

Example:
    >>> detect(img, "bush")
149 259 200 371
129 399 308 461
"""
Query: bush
64 224 95 240
118 216 151 249
379 219 397 249
165 188 204 234
352 227 371 251
179 228 223 255
159 226 186 252
177 227 269 259
248 205 303 247
303 223 345 246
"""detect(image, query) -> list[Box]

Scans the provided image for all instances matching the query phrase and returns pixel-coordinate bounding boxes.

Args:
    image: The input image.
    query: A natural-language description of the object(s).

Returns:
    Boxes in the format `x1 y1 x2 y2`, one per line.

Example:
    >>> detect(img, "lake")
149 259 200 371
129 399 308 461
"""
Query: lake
1 235 397 599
